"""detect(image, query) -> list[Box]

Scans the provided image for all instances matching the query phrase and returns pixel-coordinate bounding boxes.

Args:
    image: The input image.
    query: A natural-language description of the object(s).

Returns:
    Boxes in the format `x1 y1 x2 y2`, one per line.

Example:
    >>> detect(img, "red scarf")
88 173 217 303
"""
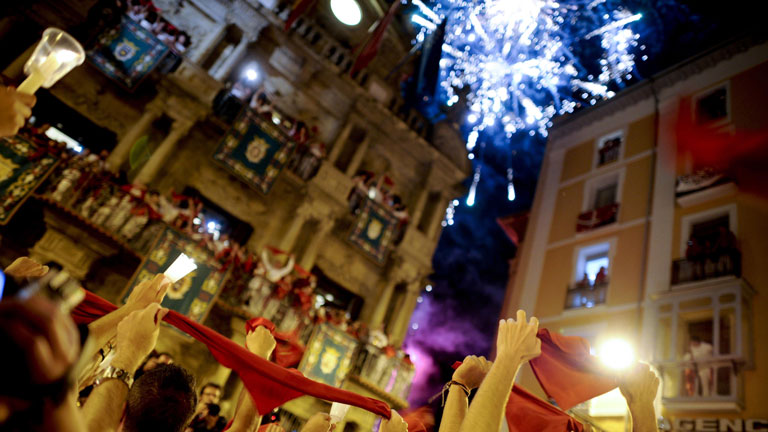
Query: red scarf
72 291 391 418
529 329 617 410
506 386 583 432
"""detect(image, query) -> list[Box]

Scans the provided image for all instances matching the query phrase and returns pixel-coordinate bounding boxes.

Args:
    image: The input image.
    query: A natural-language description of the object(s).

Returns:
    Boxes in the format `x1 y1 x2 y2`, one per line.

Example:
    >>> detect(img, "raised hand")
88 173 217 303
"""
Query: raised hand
496 310 541 365
113 303 169 371
4 256 49 281
125 274 170 311
246 325 276 359
300 413 333 432
453 355 492 390
0 85 35 138
381 410 408 432
619 362 660 407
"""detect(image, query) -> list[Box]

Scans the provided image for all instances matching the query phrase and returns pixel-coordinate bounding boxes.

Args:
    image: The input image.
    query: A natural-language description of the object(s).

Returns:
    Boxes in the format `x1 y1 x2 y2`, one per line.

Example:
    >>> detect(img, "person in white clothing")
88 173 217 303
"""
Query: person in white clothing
684 336 714 396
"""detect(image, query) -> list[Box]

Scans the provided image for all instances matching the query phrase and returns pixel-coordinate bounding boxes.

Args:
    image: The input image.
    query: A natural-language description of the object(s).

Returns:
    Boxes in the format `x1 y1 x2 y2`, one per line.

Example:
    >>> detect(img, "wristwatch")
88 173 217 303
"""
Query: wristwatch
94 365 134 388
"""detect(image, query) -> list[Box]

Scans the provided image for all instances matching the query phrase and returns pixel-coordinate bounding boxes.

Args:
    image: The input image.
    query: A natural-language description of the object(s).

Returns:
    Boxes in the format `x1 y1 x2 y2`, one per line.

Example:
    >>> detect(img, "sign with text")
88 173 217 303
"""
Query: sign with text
671 418 768 431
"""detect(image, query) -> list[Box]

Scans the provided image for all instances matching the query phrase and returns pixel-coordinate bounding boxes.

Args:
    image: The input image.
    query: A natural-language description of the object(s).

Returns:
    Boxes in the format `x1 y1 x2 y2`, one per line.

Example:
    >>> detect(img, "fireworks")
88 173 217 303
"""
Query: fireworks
411 0 645 141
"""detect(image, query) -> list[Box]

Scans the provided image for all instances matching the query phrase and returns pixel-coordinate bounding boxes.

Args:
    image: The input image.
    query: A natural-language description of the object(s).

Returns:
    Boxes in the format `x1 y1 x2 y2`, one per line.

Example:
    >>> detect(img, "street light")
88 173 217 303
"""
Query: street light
330 0 362 26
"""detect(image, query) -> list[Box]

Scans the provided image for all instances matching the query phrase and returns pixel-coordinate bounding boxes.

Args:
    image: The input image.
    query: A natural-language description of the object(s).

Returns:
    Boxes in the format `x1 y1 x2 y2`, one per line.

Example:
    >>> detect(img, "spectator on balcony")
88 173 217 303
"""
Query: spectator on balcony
683 336 714 397
348 171 374 213
685 236 705 280
296 131 325 181
139 10 161 32
391 196 409 244
714 226 738 274
287 121 310 172
594 267 607 285
577 272 590 289
127 3 148 22
174 32 191 53
249 90 273 117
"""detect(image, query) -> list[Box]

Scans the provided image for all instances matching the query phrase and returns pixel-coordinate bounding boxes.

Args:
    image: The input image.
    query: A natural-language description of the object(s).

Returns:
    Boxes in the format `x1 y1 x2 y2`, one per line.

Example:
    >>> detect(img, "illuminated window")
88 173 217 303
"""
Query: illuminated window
595 131 623 168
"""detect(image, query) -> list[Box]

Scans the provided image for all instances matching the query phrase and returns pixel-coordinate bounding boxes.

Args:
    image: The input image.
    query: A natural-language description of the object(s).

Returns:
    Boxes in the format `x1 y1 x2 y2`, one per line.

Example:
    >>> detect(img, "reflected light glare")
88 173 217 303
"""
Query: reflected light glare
330 0 362 26
598 338 635 370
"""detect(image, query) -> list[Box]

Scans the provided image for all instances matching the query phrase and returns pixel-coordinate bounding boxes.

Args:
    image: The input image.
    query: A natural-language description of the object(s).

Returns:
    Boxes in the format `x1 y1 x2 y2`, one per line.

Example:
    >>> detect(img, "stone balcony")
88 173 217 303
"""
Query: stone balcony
166 58 224 106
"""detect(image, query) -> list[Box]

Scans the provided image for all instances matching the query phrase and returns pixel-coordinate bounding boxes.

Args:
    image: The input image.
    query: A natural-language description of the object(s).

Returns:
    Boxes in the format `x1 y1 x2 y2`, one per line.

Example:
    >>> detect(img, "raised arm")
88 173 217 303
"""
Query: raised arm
81 303 168 432
81 275 169 373
459 310 540 432
227 325 277 432
439 355 492 432
619 363 660 432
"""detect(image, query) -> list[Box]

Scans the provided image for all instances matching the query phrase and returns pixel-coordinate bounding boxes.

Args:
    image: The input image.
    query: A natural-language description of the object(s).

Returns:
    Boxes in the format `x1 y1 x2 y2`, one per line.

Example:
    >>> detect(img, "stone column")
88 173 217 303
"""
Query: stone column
190 23 227 64
390 282 421 347
212 35 249 81
425 193 449 240
327 122 354 164
299 217 334 270
133 118 194 186
369 279 398 328
344 136 370 177
107 99 164 173
278 204 311 252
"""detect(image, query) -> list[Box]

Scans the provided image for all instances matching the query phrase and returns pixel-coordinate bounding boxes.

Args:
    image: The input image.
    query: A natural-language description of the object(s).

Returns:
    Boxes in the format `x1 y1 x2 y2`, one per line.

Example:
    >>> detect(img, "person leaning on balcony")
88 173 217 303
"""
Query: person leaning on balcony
683 336 714 397
714 226 738 273
594 267 607 285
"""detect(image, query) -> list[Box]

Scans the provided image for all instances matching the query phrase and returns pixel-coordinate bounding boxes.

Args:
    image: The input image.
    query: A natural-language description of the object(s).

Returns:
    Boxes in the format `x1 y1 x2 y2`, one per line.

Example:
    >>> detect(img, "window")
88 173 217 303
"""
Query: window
593 183 617 210
652 280 753 410
578 170 622 232
695 84 729 125
566 241 613 309
595 131 623 168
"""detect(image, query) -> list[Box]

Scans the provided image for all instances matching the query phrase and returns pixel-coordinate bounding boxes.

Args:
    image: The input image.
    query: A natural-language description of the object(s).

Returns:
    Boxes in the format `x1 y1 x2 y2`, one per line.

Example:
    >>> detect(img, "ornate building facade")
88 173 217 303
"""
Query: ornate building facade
0 0 469 429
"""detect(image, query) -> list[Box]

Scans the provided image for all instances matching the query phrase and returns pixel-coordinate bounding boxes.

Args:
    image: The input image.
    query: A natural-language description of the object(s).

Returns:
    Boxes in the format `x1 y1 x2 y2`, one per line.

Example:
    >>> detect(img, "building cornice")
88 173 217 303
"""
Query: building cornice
549 34 768 143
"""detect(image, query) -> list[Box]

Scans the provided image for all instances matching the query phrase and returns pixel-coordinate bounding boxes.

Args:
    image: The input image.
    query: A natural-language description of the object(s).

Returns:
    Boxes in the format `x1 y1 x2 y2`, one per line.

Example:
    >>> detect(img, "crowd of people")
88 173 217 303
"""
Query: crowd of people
1 87 663 432
125 0 192 53
349 171 410 242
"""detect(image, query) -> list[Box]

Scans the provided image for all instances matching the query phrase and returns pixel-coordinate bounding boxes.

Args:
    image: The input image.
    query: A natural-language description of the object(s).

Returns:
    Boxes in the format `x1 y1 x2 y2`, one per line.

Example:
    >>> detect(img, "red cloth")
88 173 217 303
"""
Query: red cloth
72 290 391 419
350 0 400 76
506 386 583 432
273 328 305 368
284 0 318 31
529 329 616 410
246 317 276 334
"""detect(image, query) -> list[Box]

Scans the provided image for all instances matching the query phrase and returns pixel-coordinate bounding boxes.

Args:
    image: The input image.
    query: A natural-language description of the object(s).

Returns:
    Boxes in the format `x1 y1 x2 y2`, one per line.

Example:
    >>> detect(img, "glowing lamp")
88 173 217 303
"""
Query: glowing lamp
330 0 362 26
329 402 350 425
164 253 197 283
598 338 635 371
19 28 85 94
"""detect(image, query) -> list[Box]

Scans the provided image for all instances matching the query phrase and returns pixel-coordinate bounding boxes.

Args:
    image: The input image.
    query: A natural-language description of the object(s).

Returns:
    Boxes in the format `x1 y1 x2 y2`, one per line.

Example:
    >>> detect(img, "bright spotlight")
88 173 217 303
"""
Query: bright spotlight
598 338 635 370
244 68 258 81
330 0 362 26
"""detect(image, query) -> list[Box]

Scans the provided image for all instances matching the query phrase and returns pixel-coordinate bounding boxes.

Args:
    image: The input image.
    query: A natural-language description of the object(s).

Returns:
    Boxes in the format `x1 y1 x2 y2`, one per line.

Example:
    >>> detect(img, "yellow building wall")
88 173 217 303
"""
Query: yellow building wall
624 114 655 158
619 156 652 223
560 140 593 182
536 223 648 319
548 181 584 244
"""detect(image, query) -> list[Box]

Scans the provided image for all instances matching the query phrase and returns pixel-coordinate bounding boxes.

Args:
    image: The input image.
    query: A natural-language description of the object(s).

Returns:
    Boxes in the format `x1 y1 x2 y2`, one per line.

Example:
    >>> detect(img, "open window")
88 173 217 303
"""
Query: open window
674 205 740 285
566 241 612 309
594 131 623 168
694 83 730 126
652 280 753 411
577 171 622 232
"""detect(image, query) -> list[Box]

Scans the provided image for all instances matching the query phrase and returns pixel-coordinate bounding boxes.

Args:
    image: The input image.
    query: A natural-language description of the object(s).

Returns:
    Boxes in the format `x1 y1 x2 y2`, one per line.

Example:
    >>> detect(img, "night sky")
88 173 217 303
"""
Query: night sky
401 0 763 405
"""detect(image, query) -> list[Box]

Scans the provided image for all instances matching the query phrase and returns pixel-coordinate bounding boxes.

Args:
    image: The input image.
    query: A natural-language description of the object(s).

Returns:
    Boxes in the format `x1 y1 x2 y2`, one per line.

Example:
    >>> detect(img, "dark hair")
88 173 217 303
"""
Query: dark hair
691 335 701 343
207 403 221 417
200 382 222 395
123 365 197 432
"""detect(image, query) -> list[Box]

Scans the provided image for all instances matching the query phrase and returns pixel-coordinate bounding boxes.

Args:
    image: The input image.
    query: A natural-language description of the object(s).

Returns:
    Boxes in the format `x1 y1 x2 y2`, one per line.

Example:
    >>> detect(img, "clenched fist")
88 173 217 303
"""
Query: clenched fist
496 310 541 365
452 355 492 390
246 326 276 359
619 362 660 407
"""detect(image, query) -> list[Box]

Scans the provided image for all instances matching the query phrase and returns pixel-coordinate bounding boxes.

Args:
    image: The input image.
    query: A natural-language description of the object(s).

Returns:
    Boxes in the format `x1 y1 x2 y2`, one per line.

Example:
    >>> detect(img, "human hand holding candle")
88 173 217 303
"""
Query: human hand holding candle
329 402 350 426
164 253 197 283
18 28 85 95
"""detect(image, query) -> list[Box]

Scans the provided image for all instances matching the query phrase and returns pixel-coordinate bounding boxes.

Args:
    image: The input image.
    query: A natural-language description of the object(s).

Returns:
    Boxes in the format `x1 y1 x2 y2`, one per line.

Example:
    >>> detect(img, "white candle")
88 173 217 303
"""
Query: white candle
164 253 197 283
18 28 85 94
329 402 350 425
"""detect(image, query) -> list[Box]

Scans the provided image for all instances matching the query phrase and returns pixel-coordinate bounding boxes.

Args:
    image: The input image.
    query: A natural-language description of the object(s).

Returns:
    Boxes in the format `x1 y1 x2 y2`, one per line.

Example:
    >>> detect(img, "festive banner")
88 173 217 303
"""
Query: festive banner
299 324 358 387
87 16 169 91
0 136 58 225
122 228 227 323
213 110 295 195
348 198 398 264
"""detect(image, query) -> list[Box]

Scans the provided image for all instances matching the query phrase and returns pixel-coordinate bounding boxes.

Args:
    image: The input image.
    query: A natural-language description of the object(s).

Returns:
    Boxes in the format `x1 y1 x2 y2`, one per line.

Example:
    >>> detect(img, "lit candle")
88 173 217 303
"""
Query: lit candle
329 402 350 425
164 253 198 283
18 28 85 95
